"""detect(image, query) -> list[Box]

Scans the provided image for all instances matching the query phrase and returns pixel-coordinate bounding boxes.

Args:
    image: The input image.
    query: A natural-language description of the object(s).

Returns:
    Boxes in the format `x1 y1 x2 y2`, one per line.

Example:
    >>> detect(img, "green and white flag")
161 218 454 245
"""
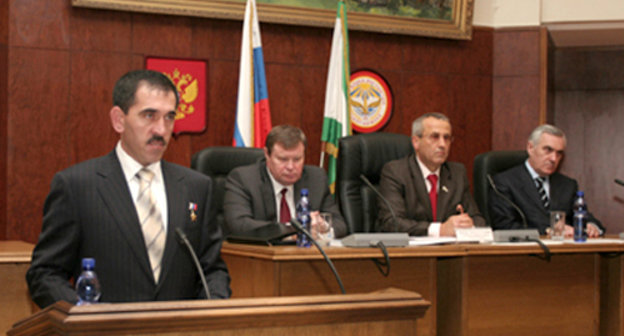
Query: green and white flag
321 0 351 194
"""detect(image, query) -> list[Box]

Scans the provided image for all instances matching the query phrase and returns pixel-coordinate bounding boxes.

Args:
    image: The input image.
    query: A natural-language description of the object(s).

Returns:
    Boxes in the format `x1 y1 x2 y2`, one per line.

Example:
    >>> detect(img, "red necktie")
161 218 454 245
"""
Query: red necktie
427 174 438 221
279 188 291 223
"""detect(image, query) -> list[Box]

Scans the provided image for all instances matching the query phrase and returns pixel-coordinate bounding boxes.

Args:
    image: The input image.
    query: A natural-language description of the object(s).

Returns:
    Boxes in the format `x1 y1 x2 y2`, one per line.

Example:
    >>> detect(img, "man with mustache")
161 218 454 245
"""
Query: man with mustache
490 124 604 236
376 113 485 236
27 70 231 308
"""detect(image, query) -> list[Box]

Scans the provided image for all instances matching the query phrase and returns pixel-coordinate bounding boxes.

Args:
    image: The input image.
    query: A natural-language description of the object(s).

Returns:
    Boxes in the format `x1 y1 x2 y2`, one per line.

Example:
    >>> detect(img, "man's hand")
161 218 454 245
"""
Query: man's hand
586 223 601 238
440 214 474 236
563 224 574 237
309 211 322 240
564 224 601 238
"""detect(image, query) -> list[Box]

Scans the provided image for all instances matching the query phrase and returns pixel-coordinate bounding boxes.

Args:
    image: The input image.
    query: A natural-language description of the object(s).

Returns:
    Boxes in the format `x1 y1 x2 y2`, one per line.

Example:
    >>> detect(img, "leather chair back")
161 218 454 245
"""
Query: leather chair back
473 150 528 226
191 147 264 236
336 133 413 233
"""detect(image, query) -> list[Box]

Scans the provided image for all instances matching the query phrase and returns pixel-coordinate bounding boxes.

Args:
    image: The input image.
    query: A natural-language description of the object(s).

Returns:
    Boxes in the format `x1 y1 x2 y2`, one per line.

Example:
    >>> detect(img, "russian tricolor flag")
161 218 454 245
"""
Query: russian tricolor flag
233 0 272 148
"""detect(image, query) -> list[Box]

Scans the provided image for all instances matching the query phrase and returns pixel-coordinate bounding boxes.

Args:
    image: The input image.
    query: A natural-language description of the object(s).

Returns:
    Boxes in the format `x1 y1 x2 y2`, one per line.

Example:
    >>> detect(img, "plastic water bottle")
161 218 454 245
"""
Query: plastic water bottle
296 188 311 248
573 191 587 242
75 258 101 305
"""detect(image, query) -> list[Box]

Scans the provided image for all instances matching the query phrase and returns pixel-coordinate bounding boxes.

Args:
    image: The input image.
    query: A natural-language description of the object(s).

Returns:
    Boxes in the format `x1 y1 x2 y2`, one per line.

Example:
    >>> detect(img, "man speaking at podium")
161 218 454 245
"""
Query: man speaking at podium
377 113 485 236
27 70 231 308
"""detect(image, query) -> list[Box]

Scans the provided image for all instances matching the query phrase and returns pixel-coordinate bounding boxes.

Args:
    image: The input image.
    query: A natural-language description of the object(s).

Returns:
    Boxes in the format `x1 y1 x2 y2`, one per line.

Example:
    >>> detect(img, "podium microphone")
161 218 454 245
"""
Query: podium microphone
175 227 211 299
615 179 624 187
290 218 346 294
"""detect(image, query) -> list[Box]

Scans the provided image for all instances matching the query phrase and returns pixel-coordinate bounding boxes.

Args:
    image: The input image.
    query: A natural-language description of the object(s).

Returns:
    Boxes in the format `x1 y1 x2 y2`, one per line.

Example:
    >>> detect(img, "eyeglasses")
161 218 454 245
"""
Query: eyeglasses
420 133 454 143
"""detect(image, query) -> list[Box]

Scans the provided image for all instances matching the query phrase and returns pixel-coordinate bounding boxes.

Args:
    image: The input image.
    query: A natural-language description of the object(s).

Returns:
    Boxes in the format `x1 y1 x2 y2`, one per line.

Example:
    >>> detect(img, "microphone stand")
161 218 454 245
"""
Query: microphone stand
176 228 211 299
487 175 550 261
290 219 346 294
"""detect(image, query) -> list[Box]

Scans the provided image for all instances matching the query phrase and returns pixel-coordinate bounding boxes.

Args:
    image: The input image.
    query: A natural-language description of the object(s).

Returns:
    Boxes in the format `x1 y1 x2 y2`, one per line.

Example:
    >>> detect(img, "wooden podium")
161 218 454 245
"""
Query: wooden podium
8 288 430 335
0 241 35 335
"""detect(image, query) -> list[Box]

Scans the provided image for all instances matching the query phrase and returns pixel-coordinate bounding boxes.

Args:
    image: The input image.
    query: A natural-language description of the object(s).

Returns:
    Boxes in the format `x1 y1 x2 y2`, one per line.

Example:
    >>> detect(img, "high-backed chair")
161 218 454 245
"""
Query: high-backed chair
336 133 413 233
473 150 528 226
191 146 264 236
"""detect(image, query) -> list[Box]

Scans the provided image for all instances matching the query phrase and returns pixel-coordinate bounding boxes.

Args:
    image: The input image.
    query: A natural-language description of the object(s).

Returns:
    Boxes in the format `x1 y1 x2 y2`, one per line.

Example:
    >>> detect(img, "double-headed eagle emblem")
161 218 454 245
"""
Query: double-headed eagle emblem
166 68 198 120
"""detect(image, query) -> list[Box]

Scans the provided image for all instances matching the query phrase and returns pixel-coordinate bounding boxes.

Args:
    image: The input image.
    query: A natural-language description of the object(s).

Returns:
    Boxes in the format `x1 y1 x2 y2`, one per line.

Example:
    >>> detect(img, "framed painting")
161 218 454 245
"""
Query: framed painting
72 0 473 40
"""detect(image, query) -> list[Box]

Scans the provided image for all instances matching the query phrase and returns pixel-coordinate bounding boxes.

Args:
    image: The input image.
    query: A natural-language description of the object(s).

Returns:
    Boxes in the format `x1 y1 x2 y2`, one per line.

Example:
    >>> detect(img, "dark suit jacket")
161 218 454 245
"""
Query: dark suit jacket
376 154 485 236
490 163 604 234
26 151 231 308
223 160 347 238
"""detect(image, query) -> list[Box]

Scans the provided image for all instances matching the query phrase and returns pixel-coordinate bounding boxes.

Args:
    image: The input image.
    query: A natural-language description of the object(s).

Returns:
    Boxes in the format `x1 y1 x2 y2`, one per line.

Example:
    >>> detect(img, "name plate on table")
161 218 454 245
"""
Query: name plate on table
455 227 494 243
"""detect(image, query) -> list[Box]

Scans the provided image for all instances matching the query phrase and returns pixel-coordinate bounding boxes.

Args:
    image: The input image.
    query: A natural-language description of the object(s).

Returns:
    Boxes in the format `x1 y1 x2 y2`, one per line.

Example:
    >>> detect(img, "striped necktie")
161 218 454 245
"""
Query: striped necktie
534 177 550 209
136 168 166 283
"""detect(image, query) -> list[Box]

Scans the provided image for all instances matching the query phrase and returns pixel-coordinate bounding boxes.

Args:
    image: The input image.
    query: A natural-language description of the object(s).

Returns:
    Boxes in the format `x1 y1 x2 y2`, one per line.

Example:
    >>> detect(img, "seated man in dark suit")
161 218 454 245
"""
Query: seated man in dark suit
224 125 347 238
490 124 603 236
27 70 230 308
377 112 485 236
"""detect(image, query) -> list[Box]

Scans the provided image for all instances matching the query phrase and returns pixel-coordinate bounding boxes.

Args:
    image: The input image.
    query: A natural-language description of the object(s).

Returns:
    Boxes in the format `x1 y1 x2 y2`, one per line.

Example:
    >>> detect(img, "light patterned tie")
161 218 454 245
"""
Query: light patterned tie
136 168 165 283
534 177 550 209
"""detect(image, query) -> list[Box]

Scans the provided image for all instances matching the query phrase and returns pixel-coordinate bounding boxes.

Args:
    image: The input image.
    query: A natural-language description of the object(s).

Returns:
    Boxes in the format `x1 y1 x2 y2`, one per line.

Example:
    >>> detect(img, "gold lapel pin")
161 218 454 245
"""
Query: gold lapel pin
189 202 197 222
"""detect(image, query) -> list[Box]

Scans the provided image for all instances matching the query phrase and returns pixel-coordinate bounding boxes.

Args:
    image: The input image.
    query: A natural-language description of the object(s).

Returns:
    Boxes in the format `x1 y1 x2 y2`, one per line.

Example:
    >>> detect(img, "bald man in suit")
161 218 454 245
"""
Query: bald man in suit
27 70 230 308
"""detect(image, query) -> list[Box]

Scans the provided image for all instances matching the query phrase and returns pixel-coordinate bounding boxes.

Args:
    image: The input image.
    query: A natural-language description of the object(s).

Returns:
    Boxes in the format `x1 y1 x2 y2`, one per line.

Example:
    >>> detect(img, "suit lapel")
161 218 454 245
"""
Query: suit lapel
294 168 309 206
437 163 452 217
408 156 434 221
157 161 187 289
548 173 566 210
259 162 277 221
96 151 153 279
519 166 548 215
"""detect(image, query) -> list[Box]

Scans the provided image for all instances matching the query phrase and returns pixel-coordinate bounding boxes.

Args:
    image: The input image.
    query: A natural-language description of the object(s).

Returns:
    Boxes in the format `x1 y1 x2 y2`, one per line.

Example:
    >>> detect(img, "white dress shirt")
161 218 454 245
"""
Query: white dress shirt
116 141 168 231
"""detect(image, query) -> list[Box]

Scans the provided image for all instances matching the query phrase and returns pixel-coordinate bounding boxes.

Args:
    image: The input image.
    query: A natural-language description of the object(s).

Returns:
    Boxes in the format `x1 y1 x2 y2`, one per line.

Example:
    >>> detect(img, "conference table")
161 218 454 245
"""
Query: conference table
221 238 624 336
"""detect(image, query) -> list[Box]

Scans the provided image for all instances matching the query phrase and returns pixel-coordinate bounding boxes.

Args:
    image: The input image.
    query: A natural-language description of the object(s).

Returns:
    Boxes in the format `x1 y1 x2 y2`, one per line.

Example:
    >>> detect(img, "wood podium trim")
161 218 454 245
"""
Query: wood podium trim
0 241 34 263
220 242 466 261
8 288 430 335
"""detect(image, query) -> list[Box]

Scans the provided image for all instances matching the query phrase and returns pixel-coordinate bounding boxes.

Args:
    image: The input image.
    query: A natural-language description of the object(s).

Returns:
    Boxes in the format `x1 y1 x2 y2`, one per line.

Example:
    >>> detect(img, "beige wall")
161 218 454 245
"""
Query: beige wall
475 0 624 27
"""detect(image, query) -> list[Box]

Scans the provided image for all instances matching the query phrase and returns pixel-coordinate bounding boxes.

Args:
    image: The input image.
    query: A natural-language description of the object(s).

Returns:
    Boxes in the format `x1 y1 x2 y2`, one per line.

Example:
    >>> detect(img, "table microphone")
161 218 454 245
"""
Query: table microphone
360 174 399 232
290 218 346 294
487 174 528 229
175 227 211 299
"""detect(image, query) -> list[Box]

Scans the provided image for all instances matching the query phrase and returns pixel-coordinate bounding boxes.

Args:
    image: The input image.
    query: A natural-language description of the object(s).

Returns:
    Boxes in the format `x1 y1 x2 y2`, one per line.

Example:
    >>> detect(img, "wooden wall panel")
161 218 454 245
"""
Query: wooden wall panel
9 0 70 49
7 48 72 243
553 48 624 234
492 28 543 151
70 7 132 52
70 52 133 162
3 1 497 242
0 0 6 240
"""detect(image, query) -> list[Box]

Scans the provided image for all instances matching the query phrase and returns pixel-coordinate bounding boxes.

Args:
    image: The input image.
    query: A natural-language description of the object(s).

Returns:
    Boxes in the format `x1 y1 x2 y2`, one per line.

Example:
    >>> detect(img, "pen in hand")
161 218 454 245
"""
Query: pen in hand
456 204 464 215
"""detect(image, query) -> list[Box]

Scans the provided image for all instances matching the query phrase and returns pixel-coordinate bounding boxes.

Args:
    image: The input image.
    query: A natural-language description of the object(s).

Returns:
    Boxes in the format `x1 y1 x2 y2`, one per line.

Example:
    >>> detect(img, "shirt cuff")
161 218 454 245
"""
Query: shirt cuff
428 222 441 237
